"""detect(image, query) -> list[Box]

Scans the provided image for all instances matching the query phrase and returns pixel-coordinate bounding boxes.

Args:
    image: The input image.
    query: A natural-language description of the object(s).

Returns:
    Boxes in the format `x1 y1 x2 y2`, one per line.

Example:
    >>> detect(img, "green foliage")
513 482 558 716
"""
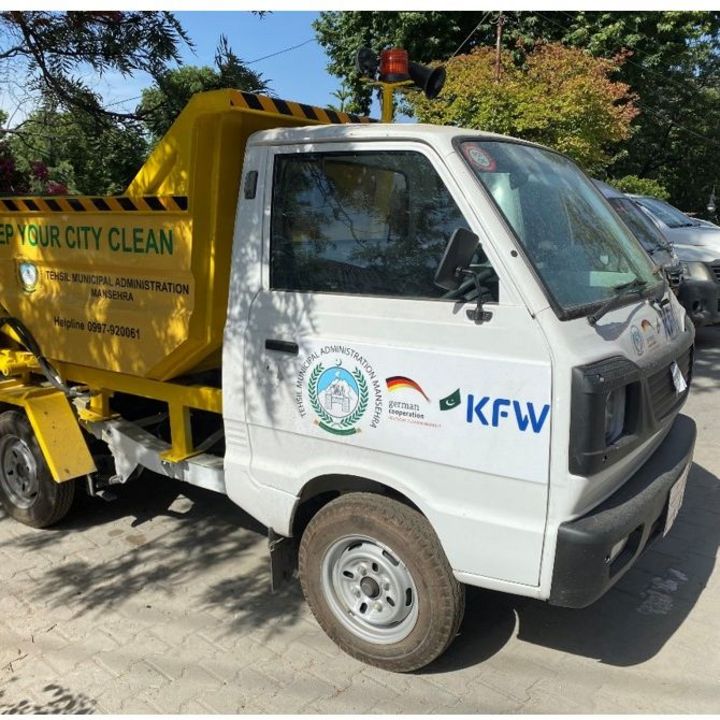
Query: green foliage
561 12 720 214
0 11 190 122
328 82 353 113
611 175 670 200
138 34 269 141
313 11 622 114
0 145 28 195
316 12 460 114
8 107 149 195
313 11 720 211
410 44 637 173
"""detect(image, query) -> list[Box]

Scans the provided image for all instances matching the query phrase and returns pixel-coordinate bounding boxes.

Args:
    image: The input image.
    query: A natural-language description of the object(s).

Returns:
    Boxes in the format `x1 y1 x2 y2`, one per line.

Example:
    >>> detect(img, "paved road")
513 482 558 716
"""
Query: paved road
0 328 719 713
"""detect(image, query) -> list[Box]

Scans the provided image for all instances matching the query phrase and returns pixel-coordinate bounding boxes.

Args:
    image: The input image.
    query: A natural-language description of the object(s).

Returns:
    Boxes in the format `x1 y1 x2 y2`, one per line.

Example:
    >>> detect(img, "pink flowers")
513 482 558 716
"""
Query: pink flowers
45 181 68 195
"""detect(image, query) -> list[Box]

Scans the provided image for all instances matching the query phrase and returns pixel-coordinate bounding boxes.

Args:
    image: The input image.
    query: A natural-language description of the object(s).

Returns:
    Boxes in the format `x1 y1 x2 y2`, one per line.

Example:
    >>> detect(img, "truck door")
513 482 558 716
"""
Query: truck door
231 140 553 587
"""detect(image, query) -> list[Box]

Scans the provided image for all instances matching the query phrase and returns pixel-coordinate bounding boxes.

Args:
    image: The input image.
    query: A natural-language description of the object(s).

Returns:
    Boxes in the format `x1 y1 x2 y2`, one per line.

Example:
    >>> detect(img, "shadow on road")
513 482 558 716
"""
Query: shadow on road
0 682 95 714
428 460 719 673
0 474 306 639
1 450 716 675
0 324 717 675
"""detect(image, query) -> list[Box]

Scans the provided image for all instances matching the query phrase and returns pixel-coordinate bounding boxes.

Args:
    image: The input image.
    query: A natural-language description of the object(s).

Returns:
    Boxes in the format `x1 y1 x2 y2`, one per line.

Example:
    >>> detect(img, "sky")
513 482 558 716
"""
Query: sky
94 11 346 116
0 11 379 124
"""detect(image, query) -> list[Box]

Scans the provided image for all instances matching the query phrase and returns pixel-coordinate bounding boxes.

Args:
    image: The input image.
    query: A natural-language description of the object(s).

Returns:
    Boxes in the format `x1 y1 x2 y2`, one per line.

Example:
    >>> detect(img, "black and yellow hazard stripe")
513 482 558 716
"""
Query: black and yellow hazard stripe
0 195 188 214
0 93 373 213
228 90 374 125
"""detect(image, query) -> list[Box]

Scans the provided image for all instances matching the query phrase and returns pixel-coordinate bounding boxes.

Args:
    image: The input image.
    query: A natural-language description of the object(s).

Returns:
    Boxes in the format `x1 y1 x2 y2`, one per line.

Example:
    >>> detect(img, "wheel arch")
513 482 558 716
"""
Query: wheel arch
291 473 424 539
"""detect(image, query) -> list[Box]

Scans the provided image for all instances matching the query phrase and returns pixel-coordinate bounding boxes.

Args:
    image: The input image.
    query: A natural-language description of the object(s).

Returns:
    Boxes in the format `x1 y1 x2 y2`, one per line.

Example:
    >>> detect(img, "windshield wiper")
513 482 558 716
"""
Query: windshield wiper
587 278 648 326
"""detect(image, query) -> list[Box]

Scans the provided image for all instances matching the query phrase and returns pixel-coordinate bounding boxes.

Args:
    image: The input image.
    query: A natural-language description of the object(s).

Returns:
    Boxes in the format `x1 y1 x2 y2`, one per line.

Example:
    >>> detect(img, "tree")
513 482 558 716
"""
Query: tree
137 34 270 140
612 175 670 200
313 11 720 114
313 11 720 212
8 105 149 195
410 44 637 174
0 111 29 195
316 12 498 115
328 82 353 113
558 12 720 213
0 12 190 125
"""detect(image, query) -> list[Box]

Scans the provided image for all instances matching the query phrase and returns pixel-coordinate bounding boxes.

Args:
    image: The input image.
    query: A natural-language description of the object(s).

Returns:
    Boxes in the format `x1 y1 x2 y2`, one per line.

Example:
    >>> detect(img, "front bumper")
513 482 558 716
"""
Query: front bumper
678 278 720 326
549 413 696 608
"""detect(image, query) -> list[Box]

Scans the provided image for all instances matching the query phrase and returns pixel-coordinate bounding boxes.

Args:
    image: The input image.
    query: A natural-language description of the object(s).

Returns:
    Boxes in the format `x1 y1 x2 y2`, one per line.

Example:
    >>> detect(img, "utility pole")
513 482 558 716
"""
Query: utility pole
494 12 506 82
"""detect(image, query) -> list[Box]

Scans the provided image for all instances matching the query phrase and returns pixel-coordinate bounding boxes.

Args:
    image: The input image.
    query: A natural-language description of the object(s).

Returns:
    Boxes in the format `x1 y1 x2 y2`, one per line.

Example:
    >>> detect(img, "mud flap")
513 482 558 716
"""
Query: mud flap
268 529 298 593
0 381 96 482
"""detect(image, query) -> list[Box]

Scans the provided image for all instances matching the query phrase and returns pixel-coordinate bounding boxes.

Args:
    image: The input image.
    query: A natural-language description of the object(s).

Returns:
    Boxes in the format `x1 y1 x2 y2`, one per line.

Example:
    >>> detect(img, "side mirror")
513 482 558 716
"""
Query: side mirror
435 228 493 325
434 227 479 290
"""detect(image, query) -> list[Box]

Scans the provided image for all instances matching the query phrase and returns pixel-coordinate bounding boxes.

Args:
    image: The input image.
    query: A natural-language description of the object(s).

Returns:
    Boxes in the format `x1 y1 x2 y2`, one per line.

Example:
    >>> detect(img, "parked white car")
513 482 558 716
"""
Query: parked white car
632 195 720 325
631 195 720 249
594 181 682 292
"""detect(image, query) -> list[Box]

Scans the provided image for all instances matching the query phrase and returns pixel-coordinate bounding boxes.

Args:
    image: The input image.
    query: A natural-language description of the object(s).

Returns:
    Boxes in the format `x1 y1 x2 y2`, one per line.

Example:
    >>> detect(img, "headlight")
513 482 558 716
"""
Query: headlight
681 261 714 281
604 386 626 445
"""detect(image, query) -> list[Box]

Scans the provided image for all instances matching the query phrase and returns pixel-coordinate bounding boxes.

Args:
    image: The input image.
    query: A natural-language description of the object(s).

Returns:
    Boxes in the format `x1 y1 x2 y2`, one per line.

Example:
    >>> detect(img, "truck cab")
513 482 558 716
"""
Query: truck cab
222 122 695 662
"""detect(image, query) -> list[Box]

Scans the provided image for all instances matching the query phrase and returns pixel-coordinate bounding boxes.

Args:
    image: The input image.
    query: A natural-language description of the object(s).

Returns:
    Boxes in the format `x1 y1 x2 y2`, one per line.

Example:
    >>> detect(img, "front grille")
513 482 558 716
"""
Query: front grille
647 347 693 421
711 262 720 284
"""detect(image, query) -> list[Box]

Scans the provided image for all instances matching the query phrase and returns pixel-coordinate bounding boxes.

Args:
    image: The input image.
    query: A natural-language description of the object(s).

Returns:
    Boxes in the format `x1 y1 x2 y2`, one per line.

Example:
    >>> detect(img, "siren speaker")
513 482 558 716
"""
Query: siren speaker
355 47 379 78
408 61 446 99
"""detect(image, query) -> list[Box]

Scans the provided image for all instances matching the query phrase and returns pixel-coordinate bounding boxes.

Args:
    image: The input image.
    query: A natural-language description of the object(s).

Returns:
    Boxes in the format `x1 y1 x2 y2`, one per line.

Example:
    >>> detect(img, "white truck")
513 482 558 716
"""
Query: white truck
0 89 696 672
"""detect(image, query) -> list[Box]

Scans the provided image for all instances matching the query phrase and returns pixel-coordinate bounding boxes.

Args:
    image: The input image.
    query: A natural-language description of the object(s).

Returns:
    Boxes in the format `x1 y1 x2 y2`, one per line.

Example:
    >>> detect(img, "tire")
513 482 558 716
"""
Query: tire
0 410 75 528
299 492 465 672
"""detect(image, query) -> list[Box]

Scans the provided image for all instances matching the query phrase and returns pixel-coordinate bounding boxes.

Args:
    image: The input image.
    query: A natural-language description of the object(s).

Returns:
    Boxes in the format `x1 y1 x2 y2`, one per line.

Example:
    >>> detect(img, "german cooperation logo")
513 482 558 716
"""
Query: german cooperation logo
296 346 382 435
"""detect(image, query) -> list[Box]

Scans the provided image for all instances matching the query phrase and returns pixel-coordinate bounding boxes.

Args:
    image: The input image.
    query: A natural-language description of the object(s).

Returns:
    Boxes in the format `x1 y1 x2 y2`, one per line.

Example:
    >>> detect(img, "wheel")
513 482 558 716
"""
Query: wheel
0 410 75 528
299 492 465 672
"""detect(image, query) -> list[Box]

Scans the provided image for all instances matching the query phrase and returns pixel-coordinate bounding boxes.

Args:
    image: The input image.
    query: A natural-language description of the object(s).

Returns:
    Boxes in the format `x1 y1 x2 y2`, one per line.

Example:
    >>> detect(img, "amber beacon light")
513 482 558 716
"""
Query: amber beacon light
355 46 446 122
379 48 410 81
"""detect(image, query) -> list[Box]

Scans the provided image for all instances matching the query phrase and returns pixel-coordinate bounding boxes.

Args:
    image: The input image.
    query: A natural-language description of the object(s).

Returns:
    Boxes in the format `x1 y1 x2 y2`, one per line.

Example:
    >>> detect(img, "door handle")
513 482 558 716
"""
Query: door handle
265 339 299 355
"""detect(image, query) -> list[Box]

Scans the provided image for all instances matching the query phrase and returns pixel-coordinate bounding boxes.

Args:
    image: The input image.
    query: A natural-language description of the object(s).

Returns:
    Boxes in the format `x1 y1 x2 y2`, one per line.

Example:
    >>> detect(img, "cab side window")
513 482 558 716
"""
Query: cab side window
270 150 497 300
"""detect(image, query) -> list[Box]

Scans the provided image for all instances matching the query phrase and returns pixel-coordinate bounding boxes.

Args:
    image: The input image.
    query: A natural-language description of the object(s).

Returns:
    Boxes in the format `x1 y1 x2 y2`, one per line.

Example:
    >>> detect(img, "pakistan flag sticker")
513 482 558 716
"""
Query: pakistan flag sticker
439 389 462 411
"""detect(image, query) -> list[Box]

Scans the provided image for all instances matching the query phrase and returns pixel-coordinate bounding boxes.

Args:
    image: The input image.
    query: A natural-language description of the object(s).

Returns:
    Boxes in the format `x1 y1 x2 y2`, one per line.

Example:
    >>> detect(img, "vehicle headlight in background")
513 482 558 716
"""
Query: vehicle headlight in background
680 261 714 281
604 386 626 445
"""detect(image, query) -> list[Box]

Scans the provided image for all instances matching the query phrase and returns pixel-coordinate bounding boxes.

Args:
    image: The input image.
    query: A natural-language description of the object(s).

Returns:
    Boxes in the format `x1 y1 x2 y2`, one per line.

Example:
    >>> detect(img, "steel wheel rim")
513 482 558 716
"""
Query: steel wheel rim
321 534 419 645
0 434 39 509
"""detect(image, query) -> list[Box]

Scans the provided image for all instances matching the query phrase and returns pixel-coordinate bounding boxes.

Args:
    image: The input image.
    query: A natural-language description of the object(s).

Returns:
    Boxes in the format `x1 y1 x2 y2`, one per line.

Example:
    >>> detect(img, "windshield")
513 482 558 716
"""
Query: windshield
459 140 661 316
607 197 670 253
634 197 697 229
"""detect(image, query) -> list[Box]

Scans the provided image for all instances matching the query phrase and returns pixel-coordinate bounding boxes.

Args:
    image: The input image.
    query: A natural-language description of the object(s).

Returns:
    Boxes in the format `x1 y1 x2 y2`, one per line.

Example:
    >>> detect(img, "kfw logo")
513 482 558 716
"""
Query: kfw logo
466 395 550 434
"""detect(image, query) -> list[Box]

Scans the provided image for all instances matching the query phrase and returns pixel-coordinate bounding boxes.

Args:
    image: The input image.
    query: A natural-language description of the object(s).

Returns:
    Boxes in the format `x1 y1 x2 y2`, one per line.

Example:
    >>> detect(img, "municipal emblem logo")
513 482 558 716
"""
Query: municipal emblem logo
297 346 382 436
309 363 368 435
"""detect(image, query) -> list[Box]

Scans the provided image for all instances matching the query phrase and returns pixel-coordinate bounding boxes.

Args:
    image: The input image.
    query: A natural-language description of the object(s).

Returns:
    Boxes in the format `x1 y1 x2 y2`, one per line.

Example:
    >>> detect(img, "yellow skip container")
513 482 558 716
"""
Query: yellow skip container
0 89 370 380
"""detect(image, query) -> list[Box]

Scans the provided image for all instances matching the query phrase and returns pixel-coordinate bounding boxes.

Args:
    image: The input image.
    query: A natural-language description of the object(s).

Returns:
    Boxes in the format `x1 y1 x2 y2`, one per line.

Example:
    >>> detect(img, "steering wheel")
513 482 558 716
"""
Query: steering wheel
441 267 495 300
